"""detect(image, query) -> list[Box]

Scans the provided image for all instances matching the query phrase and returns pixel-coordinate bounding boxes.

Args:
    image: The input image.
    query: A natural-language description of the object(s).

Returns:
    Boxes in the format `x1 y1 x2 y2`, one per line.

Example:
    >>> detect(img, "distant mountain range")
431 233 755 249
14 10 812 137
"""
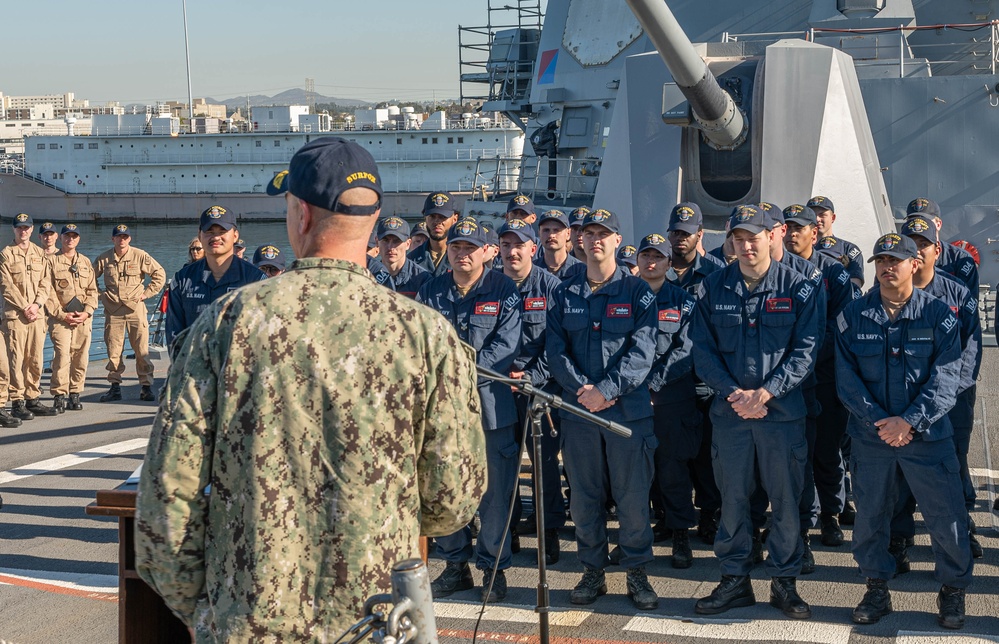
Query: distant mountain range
207 89 373 110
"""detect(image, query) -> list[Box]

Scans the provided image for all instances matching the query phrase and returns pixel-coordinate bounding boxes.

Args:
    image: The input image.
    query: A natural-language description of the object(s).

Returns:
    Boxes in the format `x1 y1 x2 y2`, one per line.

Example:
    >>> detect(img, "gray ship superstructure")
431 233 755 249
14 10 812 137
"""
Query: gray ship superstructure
461 0 999 293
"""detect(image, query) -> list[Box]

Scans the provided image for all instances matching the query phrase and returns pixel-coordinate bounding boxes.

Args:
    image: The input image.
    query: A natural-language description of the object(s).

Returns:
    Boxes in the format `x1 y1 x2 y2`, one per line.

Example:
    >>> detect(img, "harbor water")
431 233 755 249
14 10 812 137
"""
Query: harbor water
35 218 293 367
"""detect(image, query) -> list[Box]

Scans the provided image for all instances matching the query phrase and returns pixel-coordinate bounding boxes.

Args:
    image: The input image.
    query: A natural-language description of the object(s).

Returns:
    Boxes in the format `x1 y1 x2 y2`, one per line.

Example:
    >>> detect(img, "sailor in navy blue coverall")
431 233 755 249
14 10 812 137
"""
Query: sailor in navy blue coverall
904 197 980 293
636 233 699 570
666 202 724 543
691 205 820 620
497 219 566 565
408 191 459 276
418 218 522 603
166 205 265 346
835 232 972 629
889 217 984 563
374 216 430 298
546 209 660 611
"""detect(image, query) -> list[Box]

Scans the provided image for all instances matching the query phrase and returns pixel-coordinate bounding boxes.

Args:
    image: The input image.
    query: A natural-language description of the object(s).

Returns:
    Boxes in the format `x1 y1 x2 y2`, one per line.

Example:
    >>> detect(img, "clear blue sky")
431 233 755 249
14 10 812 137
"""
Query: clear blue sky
3 1 542 105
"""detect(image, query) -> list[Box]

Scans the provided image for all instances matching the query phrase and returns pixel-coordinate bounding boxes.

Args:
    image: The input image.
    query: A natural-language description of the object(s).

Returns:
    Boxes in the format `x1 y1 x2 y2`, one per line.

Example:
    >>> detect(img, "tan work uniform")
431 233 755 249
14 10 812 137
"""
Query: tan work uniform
0 301 8 407
0 242 52 402
47 251 98 397
92 247 165 386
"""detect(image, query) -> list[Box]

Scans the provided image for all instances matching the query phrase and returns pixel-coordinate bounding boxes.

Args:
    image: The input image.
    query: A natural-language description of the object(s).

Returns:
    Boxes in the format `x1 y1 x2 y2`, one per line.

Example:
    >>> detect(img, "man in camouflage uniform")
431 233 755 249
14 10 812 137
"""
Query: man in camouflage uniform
136 137 487 643
46 224 98 413
0 213 57 419
92 224 166 402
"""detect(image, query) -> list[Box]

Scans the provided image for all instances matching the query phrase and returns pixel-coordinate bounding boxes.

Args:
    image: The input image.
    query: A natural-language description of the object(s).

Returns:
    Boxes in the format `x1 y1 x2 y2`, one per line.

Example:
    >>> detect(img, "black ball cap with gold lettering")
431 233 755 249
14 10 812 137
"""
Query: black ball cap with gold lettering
287 137 382 216
423 191 457 217
12 213 33 228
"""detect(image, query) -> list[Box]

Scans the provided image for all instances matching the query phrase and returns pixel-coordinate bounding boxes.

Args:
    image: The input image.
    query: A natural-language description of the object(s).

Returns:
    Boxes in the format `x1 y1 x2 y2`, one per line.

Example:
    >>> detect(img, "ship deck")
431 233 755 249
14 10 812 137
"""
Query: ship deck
1 353 997 644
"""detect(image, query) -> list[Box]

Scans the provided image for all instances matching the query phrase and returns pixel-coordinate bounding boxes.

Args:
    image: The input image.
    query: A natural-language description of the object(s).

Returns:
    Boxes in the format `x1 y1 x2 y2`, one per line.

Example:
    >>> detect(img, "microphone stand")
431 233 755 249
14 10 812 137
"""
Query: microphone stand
476 366 632 644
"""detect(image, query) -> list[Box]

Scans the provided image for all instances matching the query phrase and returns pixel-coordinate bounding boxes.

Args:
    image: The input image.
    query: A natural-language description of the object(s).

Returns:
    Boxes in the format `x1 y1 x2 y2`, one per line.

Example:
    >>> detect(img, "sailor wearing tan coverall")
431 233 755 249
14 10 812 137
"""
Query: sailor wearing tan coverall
0 213 57 420
47 224 98 413
92 224 165 402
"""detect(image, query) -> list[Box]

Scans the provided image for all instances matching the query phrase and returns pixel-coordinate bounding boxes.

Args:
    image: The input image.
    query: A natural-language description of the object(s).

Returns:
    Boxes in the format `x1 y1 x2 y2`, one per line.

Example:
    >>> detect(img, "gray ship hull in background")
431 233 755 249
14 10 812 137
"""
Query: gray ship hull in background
473 0 999 290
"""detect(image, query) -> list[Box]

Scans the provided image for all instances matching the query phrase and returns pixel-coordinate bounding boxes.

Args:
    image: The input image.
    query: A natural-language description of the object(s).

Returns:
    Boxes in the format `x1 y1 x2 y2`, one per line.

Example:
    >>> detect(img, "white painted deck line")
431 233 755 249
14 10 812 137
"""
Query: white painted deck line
0 438 148 485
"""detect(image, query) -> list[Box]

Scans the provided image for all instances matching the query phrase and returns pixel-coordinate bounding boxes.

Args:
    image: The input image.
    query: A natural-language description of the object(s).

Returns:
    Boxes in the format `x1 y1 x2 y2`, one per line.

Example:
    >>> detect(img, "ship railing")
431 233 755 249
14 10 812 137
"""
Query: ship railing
98 147 521 166
515 155 598 206
724 20 999 76
468 155 527 201
0 164 65 192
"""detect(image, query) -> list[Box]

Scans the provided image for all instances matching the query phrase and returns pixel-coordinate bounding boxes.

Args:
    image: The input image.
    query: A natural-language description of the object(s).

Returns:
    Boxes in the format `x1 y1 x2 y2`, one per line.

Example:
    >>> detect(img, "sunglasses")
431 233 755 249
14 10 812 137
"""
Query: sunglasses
189 246 203 252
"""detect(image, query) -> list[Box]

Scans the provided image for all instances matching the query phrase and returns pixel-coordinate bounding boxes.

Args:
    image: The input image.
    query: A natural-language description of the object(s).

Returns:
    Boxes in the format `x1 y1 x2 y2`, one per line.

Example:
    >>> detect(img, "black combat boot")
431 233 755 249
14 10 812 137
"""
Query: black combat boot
770 577 811 619
11 400 34 421
430 562 473 598
100 383 122 402
800 530 816 575
820 513 845 547
626 567 659 610
852 578 892 624
52 395 66 414
570 568 606 605
139 385 156 401
839 499 856 525
0 408 22 428
888 536 910 576
26 398 58 416
67 393 83 411
695 575 755 615
969 517 984 559
480 568 507 603
697 509 719 544
751 528 765 564
937 585 966 630
544 528 560 566
671 529 693 569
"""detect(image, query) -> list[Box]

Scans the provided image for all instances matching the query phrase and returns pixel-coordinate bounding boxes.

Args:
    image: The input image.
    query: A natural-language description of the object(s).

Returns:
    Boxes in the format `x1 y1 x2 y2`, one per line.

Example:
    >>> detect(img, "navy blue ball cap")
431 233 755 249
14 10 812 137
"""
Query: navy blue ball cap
869 233 917 262
483 224 499 247
252 244 285 270
498 218 538 243
900 216 937 243
412 221 429 236
758 202 784 226
288 137 382 216
423 191 456 217
616 244 638 266
39 222 57 234
568 206 591 228
266 170 289 196
200 205 237 232
807 195 835 212
783 204 817 227
234 238 246 249
12 213 33 228
112 224 130 237
447 217 488 247
376 216 412 240
638 233 672 258
61 223 80 236
582 209 621 234
668 202 702 234
507 193 535 215
727 204 767 235
906 197 940 218
538 209 569 229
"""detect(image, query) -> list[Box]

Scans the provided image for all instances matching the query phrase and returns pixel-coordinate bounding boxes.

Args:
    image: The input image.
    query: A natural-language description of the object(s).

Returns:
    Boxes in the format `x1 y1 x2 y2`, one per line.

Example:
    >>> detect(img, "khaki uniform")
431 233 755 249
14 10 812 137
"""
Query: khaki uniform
92 247 165 386
0 242 52 401
0 302 8 407
46 251 99 397
136 258 487 642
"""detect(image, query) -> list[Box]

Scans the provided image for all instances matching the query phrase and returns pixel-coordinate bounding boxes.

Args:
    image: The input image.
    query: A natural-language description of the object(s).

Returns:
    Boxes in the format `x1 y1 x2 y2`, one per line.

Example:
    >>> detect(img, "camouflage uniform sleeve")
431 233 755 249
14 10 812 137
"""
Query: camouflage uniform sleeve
135 307 220 625
416 321 487 537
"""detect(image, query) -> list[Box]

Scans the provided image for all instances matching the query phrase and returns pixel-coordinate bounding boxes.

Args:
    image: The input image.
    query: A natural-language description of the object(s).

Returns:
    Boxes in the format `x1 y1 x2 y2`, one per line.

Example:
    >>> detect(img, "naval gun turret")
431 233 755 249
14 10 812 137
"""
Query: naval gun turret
623 0 746 151
592 0 897 281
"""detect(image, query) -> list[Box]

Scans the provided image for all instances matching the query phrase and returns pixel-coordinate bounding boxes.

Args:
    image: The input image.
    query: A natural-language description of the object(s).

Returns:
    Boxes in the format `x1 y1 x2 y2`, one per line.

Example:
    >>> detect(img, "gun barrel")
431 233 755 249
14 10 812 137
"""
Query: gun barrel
624 0 746 149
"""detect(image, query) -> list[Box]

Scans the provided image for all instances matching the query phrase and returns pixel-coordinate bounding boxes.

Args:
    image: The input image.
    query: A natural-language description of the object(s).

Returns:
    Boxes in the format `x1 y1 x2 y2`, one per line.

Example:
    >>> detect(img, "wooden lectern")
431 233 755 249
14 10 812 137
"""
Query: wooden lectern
89 475 429 644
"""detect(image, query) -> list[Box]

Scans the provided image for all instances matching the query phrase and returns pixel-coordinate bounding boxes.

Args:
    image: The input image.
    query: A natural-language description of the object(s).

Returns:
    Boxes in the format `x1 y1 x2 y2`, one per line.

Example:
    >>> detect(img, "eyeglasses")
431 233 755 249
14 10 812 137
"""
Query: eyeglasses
69 264 79 275
189 246 203 252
